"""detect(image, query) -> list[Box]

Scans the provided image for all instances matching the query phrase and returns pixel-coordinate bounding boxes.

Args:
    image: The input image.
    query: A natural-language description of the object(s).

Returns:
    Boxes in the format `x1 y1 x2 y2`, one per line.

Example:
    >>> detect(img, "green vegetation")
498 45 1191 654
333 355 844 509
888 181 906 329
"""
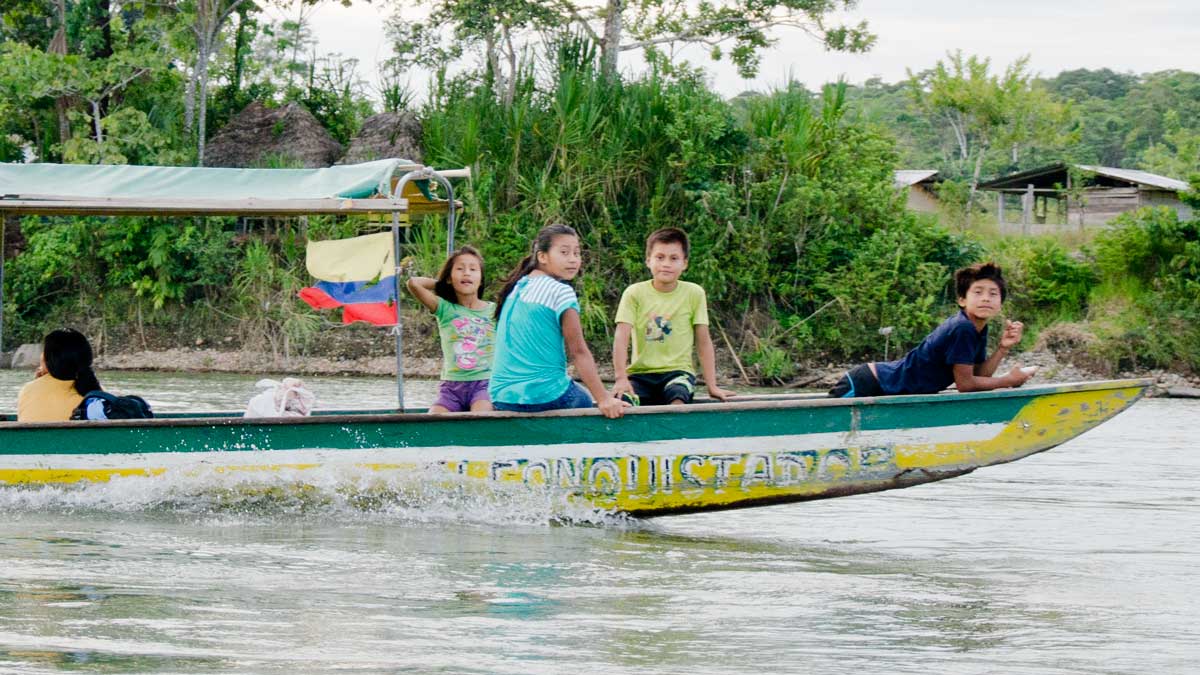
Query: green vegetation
1 3 1198 379
848 65 1200 183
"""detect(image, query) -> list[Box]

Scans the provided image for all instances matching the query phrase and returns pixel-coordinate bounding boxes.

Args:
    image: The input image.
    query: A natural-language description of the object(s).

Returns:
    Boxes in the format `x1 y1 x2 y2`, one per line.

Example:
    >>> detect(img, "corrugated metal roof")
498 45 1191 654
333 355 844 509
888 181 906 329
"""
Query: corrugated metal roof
979 163 1192 192
1077 165 1191 192
894 169 939 187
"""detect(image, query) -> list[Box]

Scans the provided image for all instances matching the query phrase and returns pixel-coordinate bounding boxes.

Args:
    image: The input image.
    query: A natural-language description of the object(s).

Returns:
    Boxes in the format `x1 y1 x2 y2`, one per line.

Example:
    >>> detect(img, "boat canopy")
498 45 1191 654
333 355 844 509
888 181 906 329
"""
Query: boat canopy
0 159 465 216
0 159 467 410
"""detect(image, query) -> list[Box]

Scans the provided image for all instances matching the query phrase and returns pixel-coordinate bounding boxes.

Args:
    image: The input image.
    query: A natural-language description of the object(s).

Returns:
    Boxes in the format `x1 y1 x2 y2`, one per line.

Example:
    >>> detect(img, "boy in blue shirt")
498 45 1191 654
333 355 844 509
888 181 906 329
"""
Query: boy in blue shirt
829 262 1032 397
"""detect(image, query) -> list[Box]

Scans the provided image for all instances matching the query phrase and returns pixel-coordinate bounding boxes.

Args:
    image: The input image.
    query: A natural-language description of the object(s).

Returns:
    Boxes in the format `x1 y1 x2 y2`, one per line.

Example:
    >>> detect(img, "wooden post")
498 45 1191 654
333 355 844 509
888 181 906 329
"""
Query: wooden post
997 192 1005 226
1023 184 1034 235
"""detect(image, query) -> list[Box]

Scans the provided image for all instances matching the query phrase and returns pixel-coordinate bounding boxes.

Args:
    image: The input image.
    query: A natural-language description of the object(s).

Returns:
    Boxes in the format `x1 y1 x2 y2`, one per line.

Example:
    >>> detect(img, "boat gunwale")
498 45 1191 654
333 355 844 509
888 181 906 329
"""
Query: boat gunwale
0 378 1151 431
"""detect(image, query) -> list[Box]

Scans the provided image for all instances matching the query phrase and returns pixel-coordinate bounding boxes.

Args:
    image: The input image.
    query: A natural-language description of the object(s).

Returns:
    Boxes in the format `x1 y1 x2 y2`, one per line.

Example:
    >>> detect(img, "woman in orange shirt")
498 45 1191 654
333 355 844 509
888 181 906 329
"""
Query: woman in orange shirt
16 329 101 422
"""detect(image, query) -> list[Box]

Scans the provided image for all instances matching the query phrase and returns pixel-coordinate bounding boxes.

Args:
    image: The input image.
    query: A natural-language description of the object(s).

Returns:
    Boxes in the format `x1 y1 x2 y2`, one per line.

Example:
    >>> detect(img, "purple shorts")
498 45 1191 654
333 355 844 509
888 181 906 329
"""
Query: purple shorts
434 379 490 412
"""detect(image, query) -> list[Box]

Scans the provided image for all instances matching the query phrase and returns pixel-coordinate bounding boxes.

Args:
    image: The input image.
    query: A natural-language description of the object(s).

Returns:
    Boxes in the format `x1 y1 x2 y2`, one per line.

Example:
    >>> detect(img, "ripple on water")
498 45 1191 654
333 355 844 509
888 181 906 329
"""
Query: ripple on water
0 381 1196 674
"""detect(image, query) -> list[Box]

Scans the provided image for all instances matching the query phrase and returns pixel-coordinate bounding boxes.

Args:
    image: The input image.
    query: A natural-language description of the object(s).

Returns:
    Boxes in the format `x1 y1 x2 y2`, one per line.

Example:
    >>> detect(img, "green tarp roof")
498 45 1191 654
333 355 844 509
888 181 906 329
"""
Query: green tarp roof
0 159 410 200
0 159 429 215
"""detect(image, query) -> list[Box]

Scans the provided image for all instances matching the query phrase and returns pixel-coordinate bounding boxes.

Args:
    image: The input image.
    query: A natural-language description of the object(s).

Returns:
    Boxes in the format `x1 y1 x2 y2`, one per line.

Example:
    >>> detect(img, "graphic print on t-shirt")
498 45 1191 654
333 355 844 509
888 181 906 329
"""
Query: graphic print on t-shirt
451 314 492 371
644 314 673 342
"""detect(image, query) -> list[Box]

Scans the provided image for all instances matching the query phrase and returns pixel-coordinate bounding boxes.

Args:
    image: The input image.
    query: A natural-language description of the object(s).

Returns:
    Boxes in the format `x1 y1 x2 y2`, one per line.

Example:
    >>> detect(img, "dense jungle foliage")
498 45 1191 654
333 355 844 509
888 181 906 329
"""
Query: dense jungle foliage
2 2 1199 379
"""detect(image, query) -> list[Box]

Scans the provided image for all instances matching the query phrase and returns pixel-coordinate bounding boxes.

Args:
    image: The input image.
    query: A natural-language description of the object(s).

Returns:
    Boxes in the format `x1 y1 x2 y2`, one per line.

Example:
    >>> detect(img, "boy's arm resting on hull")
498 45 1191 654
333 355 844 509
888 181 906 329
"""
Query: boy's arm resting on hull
954 363 1031 392
405 277 440 312
611 322 634 399
695 325 735 401
562 309 627 419
974 345 1009 377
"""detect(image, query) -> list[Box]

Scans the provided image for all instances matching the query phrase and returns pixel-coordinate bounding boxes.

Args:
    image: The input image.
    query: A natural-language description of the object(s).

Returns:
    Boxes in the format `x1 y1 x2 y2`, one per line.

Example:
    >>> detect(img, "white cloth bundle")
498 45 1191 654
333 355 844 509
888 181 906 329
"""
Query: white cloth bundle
243 378 316 418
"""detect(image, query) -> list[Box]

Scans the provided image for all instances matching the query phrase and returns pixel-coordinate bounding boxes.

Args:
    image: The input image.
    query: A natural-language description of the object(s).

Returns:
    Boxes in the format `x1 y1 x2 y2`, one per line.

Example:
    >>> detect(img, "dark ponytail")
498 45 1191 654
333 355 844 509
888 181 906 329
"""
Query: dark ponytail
494 224 578 319
43 328 101 396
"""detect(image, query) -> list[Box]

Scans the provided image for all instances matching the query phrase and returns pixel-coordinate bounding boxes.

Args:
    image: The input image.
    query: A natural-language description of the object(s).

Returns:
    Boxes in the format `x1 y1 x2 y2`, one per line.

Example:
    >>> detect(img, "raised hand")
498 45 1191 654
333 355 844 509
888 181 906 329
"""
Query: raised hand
1000 320 1024 349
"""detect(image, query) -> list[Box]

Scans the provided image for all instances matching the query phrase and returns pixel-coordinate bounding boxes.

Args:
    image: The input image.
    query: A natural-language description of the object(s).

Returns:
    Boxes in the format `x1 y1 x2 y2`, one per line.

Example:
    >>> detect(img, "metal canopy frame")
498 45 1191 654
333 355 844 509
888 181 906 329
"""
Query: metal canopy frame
0 162 466 412
388 167 458 411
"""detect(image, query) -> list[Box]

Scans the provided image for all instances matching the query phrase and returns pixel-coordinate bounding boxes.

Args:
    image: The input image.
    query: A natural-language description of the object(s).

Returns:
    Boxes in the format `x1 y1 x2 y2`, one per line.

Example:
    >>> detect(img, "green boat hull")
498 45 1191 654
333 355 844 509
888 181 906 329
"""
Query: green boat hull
0 380 1148 516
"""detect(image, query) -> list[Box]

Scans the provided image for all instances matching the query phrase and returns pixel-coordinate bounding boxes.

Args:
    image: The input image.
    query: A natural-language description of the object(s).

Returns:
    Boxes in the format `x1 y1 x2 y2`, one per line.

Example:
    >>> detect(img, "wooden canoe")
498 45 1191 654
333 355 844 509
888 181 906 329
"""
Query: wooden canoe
0 379 1148 517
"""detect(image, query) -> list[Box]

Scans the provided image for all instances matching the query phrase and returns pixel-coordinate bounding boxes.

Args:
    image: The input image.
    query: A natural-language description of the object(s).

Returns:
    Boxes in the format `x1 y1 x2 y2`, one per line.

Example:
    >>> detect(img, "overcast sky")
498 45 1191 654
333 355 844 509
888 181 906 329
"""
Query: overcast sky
287 0 1200 99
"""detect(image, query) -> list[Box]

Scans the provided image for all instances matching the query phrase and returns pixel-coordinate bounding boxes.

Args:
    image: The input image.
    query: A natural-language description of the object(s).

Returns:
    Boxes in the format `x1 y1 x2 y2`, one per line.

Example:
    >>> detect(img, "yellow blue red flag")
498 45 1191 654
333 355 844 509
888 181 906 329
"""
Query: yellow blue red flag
299 232 398 325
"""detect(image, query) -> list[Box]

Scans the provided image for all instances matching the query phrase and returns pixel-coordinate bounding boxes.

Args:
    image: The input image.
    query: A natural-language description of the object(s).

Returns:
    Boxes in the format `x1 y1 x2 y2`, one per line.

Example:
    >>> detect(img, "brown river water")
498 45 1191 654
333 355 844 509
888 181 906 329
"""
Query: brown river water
0 370 1196 674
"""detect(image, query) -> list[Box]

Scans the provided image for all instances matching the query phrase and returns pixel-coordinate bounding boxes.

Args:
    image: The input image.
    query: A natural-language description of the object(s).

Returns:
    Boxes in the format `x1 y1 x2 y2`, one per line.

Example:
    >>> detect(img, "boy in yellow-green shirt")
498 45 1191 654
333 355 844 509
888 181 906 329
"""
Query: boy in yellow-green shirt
612 228 736 405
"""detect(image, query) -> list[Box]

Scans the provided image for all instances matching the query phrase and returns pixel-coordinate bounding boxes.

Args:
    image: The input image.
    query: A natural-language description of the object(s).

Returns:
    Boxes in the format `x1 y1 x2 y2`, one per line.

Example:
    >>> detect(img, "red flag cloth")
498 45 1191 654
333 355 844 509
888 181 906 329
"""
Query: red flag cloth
298 285 397 326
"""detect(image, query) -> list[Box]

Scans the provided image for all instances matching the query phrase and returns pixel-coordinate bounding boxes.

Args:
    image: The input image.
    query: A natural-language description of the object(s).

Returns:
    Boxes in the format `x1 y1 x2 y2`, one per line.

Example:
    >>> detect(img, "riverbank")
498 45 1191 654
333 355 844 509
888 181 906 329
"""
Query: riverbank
4 308 1196 396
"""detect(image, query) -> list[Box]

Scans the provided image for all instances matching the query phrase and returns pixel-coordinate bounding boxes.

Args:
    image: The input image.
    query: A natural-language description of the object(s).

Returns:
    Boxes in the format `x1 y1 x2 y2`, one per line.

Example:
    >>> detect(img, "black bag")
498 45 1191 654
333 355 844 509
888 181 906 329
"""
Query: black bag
71 390 154 420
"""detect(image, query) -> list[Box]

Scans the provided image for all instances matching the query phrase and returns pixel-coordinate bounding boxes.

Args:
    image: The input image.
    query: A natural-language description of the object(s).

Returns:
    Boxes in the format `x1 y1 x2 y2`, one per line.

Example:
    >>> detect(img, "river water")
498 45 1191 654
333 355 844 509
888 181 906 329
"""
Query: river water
0 370 1196 674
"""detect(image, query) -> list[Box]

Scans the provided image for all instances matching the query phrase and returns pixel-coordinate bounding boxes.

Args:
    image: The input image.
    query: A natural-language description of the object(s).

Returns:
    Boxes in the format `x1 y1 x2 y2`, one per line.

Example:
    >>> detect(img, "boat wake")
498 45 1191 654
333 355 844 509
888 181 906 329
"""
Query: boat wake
0 466 629 527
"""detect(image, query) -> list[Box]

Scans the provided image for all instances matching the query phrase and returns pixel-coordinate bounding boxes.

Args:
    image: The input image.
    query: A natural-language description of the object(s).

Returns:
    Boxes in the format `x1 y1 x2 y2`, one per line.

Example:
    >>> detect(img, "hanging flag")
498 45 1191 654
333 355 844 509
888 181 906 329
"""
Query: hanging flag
299 232 398 326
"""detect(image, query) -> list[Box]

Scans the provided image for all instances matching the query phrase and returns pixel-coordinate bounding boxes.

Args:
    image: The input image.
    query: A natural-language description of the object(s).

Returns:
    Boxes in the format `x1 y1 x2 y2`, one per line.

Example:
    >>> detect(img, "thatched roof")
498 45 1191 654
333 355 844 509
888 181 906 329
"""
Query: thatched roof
340 112 423 165
206 101 343 168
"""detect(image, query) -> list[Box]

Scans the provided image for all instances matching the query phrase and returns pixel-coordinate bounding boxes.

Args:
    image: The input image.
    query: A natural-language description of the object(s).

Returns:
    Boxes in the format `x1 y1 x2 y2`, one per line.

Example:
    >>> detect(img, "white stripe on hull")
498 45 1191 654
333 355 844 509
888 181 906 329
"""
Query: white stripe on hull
2 423 1006 471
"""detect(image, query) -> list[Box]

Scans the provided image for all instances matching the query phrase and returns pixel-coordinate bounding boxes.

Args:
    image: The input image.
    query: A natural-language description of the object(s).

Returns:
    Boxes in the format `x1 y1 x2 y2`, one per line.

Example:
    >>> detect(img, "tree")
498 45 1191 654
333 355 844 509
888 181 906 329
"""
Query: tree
1120 70 1200 161
1141 110 1200 180
569 0 875 80
388 0 873 97
387 0 553 105
907 52 1068 228
0 41 169 162
1044 67 1137 102
176 0 257 165
170 0 362 165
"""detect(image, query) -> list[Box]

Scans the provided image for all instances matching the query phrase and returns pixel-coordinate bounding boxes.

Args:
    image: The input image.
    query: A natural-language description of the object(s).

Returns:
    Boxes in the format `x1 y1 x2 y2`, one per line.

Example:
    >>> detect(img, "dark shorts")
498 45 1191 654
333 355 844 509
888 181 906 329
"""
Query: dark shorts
828 363 883 398
493 382 594 413
434 379 490 412
629 370 696 405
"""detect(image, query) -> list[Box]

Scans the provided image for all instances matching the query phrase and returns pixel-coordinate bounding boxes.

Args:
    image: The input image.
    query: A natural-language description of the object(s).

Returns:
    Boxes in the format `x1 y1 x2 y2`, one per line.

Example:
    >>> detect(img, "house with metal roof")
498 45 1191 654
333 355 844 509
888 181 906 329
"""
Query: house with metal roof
978 163 1193 234
893 169 940 213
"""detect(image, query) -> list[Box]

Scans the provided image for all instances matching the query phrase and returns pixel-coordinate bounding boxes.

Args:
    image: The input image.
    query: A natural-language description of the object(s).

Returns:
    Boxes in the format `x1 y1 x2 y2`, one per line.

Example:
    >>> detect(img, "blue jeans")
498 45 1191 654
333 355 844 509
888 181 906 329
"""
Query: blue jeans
493 382 594 412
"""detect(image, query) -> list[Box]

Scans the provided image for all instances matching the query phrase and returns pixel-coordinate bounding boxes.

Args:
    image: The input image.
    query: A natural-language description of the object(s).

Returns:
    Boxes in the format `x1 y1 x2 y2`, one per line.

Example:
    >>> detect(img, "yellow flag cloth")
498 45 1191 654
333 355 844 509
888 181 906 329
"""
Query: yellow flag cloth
305 232 395 283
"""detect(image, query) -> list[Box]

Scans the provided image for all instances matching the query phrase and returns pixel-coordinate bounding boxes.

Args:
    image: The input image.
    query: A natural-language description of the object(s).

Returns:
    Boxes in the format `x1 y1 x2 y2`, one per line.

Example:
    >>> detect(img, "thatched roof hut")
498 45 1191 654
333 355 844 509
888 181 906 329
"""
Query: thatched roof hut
207 101 343 168
340 112 423 165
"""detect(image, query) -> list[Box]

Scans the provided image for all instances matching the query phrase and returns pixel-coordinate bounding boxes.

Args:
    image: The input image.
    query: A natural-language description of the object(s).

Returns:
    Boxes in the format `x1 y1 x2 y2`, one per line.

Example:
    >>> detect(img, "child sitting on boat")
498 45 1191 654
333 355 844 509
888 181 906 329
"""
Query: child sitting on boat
828 262 1032 398
611 228 735 406
407 246 496 413
488 224 626 419
17 328 101 422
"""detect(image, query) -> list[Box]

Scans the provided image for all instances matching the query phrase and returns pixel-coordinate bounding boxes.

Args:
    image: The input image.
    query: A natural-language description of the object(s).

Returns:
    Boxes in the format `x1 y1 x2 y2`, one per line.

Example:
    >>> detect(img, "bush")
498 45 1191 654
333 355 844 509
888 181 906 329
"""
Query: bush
990 236 1095 334
1083 207 1200 373
811 221 979 359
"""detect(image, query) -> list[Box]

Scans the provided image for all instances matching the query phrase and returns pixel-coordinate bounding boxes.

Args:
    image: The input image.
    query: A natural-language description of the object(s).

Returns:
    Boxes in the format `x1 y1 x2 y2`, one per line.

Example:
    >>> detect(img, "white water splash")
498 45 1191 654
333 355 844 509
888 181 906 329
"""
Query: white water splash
0 466 629 527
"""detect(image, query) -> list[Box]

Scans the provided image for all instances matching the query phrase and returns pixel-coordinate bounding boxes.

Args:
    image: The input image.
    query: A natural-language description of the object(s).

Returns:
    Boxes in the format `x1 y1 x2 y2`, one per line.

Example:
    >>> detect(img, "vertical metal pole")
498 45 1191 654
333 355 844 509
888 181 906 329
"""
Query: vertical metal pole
0 215 6 355
391 210 405 412
388 166 459 410
443 180 456 255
